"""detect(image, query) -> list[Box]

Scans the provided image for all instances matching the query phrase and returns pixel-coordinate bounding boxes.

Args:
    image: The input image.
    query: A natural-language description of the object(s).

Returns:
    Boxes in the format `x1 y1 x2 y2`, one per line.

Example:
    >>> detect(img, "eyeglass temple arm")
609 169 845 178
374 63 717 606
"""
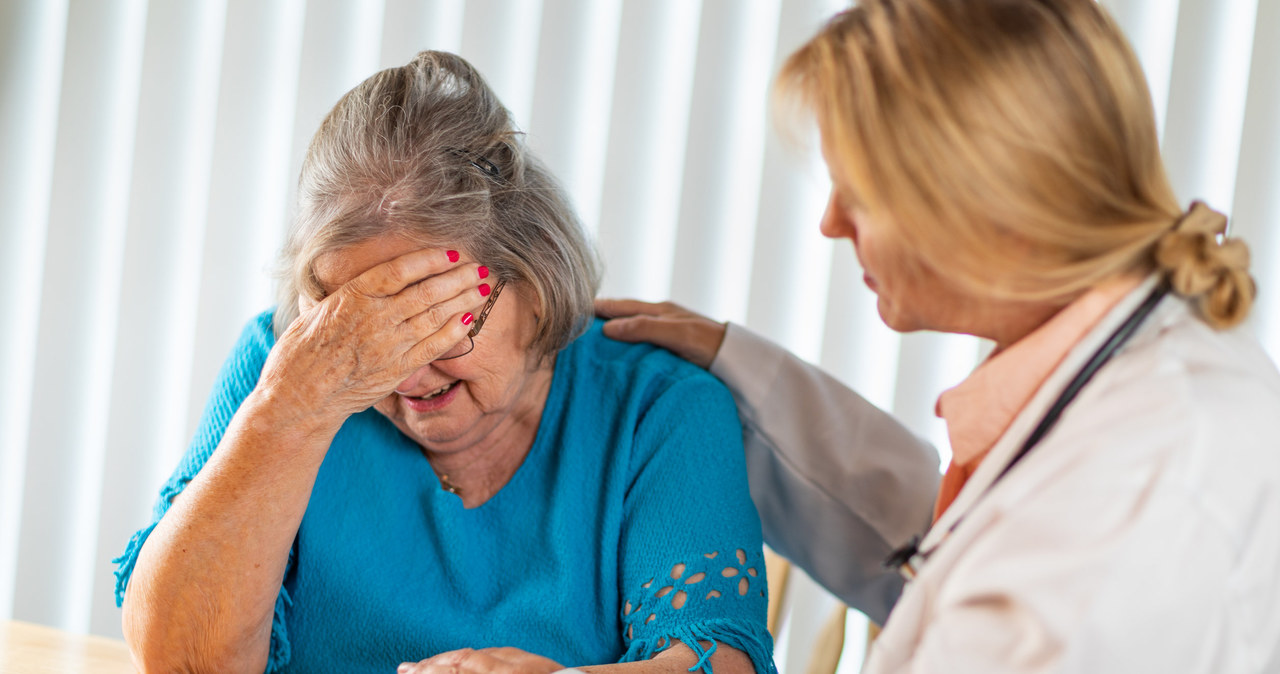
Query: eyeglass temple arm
468 278 506 337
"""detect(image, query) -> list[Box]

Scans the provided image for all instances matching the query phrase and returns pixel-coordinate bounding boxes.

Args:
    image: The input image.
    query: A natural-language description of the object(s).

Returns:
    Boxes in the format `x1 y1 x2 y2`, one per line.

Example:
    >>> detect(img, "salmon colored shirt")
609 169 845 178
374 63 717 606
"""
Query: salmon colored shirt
932 276 1144 521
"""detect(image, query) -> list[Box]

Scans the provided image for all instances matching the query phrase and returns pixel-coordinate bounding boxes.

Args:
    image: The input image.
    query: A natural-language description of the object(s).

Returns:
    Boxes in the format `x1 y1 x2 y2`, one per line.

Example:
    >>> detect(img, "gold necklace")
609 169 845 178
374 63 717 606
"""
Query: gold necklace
437 473 462 496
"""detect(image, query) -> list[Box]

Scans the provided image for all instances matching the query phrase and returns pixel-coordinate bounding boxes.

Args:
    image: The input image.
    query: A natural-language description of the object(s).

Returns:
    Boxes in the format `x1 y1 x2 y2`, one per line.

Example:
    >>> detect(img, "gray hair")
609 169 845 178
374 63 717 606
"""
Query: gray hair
274 51 601 357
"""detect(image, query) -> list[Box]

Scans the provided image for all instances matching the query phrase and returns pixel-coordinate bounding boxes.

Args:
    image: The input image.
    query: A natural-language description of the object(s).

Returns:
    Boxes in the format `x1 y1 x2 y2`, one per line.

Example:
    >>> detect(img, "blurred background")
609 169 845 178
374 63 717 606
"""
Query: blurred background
1 0 1277 671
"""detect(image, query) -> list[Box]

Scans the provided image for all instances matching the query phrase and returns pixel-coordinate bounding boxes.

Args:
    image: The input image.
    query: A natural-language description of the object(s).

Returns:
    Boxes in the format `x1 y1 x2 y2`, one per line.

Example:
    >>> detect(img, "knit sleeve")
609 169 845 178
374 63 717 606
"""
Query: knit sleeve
112 310 295 672
616 370 777 674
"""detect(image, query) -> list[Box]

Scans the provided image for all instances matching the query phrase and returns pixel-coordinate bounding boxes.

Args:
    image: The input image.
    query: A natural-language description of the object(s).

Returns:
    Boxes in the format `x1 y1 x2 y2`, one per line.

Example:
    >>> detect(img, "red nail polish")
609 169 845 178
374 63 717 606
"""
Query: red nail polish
461 312 474 325
447 250 460 263
478 283 491 297
478 266 489 279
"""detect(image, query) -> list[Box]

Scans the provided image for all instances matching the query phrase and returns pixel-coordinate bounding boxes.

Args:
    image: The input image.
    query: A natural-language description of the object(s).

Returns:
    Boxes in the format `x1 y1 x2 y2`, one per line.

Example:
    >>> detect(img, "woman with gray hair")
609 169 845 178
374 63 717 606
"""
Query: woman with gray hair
113 51 774 674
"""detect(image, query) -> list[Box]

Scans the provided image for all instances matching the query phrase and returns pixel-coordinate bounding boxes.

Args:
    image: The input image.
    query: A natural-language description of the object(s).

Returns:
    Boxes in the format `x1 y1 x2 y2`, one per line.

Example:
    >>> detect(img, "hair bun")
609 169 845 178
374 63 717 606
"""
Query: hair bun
1155 201 1255 329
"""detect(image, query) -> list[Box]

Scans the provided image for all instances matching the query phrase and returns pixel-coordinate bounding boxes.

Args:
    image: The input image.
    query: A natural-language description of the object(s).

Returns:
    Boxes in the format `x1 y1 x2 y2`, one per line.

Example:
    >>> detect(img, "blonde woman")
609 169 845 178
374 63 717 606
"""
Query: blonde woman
599 0 1280 671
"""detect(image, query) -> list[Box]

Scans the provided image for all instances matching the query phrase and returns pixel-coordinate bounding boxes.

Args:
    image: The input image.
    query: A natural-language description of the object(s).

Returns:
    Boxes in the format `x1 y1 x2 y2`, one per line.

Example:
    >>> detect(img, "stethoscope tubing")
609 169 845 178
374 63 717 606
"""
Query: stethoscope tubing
885 281 1172 580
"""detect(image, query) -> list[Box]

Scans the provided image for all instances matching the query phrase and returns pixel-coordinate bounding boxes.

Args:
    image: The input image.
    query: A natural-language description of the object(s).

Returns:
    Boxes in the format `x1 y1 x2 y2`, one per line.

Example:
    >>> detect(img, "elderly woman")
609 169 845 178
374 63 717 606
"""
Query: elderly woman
114 51 773 674
600 0 1280 671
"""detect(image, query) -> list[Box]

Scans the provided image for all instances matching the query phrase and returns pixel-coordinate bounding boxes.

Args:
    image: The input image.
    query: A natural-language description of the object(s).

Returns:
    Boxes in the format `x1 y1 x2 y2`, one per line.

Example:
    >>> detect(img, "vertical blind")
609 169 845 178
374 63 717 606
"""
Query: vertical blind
1 0 1275 671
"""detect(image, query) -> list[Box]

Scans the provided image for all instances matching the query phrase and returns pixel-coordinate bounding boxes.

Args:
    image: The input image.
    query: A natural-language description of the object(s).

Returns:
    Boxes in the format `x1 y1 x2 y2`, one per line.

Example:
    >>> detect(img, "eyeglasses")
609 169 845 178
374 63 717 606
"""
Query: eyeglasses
436 278 506 360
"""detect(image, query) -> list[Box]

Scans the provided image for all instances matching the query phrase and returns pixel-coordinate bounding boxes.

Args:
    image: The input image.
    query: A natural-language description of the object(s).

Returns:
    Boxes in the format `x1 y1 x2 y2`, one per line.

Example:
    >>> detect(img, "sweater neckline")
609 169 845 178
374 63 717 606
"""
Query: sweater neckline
421 340 574 513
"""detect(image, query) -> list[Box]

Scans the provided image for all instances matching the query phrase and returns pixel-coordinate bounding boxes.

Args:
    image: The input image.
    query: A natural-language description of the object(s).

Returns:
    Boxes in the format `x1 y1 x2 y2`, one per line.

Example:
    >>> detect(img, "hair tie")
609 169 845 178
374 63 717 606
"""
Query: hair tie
1155 200 1254 328
1171 200 1227 237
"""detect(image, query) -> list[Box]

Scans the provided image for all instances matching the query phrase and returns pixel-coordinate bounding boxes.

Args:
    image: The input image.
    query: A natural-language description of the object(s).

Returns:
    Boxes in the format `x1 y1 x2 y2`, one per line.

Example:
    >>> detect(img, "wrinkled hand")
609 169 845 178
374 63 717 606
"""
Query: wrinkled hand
595 298 727 370
398 647 565 674
257 248 487 431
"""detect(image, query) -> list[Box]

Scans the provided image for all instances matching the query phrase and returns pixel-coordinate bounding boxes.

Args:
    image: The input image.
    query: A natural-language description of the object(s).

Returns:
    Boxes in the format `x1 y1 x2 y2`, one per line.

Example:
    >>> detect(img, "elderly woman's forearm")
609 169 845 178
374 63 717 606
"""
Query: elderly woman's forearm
122 392 339 671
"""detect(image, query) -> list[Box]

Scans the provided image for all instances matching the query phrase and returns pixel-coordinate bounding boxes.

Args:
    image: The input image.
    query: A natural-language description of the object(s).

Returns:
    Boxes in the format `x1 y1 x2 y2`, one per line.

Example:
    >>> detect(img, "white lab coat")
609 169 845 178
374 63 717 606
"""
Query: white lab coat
711 278 1280 673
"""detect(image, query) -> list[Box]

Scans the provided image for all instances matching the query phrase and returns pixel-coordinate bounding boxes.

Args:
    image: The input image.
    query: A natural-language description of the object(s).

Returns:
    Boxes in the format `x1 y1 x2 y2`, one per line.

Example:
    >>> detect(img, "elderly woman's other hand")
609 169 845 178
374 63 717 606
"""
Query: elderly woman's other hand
398 647 565 674
595 299 727 370
398 642 756 674
259 247 488 432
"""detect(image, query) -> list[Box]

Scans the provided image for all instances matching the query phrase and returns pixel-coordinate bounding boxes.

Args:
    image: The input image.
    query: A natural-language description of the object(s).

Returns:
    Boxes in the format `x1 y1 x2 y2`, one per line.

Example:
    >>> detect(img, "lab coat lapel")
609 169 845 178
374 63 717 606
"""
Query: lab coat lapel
917 275 1167 557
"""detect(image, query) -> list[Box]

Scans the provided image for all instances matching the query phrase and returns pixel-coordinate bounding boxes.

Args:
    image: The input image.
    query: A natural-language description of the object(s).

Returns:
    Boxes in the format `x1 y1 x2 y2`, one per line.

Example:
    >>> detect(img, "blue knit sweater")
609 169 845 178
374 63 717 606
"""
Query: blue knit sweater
115 312 775 674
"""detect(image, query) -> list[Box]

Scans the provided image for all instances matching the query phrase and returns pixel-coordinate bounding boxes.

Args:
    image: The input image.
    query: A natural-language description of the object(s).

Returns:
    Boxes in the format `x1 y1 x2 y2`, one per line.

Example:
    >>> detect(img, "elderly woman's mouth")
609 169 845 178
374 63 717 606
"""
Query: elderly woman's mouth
402 381 462 412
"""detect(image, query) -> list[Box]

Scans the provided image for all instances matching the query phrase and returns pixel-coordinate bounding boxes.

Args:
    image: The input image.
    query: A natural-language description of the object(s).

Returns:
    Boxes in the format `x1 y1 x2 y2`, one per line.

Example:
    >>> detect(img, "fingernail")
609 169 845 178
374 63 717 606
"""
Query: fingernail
477 265 489 279
478 283 491 297
447 250 460 263
461 312 474 325
398 665 410 673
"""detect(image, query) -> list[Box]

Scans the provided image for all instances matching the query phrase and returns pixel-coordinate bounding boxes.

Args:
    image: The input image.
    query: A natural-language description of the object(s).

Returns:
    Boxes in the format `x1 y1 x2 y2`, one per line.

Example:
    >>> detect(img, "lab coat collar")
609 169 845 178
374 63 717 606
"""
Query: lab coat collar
919 273 1174 555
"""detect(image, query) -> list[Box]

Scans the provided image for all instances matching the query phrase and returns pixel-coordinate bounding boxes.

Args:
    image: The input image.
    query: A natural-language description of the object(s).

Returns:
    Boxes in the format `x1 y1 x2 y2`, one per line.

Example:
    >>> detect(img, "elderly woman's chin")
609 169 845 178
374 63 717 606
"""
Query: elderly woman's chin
373 373 547 455
373 391 479 450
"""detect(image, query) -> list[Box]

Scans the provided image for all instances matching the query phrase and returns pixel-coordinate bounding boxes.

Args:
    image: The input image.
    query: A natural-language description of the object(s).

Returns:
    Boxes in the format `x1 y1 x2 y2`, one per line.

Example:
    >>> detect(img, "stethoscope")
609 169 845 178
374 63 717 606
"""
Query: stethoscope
885 280 1172 581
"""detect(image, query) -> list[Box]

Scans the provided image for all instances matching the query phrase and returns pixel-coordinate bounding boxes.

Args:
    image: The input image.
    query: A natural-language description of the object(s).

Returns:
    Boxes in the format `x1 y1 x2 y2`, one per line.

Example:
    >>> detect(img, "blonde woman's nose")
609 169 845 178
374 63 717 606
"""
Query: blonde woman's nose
819 191 852 240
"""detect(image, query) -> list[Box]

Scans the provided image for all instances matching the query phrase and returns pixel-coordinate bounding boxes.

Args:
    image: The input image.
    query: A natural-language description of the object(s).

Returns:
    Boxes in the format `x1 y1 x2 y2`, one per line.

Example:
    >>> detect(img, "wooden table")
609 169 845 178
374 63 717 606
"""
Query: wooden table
0 620 134 673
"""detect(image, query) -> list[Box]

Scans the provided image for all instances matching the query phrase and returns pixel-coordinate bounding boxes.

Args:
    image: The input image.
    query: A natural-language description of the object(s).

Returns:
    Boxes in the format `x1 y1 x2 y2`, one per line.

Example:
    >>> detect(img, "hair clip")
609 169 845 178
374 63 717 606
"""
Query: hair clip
446 147 502 181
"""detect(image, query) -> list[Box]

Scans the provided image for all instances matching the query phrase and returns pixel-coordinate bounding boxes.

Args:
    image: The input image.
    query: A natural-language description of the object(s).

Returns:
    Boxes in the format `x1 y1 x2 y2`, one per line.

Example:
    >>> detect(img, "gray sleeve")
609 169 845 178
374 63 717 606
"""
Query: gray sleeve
710 323 941 624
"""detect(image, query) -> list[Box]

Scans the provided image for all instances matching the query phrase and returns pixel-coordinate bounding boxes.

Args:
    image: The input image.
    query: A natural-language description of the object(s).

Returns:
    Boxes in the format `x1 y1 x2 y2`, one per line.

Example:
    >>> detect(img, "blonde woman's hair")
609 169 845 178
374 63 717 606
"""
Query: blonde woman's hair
777 0 1254 328
275 51 601 355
